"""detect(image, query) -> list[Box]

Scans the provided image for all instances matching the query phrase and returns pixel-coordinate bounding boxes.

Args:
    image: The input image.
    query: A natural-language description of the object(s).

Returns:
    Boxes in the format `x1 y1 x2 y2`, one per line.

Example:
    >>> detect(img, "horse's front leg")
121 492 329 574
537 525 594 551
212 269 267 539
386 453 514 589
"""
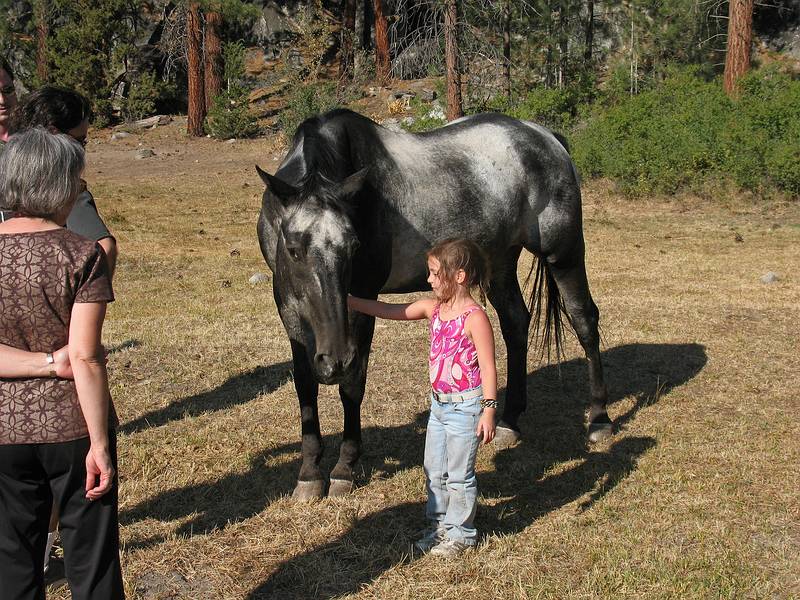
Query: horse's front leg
329 313 376 496
290 338 326 501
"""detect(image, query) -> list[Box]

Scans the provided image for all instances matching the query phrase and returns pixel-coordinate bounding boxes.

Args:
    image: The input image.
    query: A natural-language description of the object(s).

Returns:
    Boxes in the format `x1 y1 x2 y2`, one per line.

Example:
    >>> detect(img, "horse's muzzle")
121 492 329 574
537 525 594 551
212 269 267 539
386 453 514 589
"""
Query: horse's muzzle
313 350 356 383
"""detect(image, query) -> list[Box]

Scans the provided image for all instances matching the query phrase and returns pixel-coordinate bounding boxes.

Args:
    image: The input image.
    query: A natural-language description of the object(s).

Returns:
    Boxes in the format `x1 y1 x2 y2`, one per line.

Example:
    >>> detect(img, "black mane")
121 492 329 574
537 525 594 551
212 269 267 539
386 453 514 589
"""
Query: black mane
288 110 365 212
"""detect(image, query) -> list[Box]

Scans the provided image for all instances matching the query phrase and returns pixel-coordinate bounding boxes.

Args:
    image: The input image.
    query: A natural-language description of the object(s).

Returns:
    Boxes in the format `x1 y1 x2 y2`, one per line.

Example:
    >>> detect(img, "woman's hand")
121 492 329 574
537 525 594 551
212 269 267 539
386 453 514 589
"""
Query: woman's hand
85 444 115 501
476 409 496 445
52 345 74 379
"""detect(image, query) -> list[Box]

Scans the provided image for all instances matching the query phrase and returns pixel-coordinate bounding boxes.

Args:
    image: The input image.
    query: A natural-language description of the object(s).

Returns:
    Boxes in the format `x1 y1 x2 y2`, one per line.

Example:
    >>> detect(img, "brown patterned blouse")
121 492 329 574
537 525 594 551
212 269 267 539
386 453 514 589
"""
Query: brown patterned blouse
0 228 116 444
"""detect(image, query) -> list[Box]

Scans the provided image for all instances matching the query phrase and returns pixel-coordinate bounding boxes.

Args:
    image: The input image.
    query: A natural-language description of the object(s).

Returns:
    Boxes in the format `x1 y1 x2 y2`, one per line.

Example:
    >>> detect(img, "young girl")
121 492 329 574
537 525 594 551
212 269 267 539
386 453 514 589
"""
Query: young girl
348 238 497 557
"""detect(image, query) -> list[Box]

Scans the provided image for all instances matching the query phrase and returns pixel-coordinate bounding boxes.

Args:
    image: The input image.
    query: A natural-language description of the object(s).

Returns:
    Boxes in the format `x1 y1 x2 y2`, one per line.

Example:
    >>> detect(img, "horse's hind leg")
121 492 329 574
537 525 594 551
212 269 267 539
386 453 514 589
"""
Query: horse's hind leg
487 247 531 447
290 339 326 500
548 257 611 442
329 313 376 496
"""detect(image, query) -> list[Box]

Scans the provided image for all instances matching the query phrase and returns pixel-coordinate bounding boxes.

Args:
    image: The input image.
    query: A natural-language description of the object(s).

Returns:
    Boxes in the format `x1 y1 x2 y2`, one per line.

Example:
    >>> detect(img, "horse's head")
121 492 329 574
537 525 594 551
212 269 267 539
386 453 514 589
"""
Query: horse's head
257 165 368 384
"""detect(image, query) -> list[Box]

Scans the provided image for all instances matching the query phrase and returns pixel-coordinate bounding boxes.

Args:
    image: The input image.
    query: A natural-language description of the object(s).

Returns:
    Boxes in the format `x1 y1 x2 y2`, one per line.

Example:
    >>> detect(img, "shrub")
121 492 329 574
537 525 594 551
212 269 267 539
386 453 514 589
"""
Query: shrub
122 72 176 122
278 81 341 137
205 86 260 140
571 65 800 196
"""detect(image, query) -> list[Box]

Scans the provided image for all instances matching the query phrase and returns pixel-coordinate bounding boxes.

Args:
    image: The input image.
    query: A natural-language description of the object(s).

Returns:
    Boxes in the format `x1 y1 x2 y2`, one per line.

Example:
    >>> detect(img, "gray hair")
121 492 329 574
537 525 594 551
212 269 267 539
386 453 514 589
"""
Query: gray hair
0 127 85 219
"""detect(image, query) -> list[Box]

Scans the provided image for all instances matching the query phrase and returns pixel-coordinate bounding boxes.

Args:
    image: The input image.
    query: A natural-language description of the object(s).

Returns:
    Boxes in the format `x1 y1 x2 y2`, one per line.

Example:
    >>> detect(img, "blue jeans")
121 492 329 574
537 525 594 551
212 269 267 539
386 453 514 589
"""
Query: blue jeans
424 394 483 545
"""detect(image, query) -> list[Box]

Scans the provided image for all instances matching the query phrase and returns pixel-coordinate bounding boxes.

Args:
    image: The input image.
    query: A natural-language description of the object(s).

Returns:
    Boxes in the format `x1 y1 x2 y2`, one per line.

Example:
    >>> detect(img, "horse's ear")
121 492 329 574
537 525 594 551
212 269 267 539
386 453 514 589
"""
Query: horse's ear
339 168 369 199
256 165 298 201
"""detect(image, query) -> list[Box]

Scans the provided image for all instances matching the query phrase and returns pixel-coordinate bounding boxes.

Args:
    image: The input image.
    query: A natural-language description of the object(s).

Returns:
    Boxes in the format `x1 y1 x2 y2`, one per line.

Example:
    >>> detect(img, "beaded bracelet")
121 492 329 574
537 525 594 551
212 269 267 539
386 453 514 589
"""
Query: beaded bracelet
480 398 498 409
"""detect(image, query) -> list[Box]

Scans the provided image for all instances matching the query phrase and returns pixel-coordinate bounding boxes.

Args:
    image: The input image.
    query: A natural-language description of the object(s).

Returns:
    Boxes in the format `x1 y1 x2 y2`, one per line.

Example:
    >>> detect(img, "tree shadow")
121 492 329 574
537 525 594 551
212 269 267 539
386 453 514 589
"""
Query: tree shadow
119 362 292 435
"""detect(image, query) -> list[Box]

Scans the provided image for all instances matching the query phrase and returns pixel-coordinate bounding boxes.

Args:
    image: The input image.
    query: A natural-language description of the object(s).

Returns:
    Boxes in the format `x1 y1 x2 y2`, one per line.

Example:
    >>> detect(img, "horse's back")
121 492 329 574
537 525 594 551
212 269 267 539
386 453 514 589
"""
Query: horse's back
363 114 583 291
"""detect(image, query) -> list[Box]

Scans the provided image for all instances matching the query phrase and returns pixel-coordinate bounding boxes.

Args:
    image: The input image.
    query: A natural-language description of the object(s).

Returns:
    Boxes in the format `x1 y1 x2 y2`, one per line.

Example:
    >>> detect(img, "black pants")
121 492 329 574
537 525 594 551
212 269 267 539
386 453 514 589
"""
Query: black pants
0 434 124 600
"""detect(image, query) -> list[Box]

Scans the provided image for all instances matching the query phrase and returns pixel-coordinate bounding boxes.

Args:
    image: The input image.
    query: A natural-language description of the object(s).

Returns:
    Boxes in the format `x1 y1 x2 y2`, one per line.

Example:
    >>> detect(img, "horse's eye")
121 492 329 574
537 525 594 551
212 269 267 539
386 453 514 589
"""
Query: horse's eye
288 246 301 260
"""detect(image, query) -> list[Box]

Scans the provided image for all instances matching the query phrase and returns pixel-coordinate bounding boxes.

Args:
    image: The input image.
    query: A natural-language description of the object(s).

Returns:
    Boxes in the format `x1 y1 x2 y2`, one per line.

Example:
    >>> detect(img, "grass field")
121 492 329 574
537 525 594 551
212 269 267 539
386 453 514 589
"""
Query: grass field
48 125 799 599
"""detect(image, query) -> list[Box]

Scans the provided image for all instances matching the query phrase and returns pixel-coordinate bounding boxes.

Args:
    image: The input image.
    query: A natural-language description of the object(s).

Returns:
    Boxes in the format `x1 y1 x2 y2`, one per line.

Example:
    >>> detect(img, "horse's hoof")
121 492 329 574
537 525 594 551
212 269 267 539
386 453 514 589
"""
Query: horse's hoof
328 478 354 497
494 426 521 448
292 479 325 501
588 422 613 443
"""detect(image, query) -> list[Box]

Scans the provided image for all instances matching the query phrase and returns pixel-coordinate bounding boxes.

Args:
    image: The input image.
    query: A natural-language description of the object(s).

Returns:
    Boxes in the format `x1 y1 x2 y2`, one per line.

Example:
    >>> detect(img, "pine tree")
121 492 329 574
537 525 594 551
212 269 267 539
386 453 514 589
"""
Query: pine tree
724 0 754 96
373 0 390 82
444 0 463 120
186 2 205 136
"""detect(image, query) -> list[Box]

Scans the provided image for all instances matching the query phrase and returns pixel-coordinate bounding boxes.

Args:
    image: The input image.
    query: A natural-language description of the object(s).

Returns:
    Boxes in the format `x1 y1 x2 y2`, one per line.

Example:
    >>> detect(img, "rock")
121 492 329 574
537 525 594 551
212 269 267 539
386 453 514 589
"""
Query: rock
402 116 416 127
381 118 404 133
421 88 437 101
111 132 131 141
367 87 379 97
134 148 155 159
760 272 779 284
225 138 237 144
426 101 446 121
391 90 416 101
119 115 171 131
249 273 270 286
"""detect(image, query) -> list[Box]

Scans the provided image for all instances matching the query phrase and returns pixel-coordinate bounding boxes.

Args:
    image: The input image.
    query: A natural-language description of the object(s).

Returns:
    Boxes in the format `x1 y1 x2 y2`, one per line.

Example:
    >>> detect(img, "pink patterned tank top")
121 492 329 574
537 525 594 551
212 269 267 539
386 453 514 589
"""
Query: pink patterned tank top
429 304 483 393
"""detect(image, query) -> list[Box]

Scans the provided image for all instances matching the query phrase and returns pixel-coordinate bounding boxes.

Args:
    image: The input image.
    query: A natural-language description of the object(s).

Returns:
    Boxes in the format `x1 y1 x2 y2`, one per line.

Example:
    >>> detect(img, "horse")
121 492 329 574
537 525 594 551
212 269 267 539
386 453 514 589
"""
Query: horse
256 108 610 500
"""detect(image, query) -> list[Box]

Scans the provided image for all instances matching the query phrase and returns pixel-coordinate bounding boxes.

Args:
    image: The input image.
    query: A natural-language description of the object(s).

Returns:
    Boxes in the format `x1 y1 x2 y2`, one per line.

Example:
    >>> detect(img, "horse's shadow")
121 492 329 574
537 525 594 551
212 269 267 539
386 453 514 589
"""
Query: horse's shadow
118 361 292 435
247 434 657 599
121 342 705 590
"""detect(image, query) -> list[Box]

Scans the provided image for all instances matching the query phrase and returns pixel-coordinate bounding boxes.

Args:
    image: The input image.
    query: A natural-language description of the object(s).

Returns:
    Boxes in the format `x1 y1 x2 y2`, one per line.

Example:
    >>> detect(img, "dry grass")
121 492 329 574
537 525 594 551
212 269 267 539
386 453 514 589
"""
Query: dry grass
48 127 799 599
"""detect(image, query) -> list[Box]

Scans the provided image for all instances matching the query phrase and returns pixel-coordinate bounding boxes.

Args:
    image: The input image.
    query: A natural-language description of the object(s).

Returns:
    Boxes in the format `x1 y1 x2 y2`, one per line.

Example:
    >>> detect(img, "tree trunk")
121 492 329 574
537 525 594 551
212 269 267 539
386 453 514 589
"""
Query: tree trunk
340 0 357 78
723 0 754 96
186 2 205 136
34 0 49 82
204 11 224 111
584 0 594 63
444 0 463 120
361 0 373 51
373 0 390 82
503 0 511 98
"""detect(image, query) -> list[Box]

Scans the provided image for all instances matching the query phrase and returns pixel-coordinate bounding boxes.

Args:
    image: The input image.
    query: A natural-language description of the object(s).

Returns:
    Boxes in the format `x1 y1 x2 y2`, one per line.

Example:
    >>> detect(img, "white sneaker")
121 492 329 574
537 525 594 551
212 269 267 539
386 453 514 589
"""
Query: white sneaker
429 538 471 557
414 526 446 553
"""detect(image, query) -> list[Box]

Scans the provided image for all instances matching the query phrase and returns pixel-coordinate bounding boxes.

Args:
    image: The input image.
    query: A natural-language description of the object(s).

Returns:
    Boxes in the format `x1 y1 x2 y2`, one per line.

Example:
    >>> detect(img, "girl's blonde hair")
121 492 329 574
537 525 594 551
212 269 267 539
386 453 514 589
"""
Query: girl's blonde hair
427 238 490 304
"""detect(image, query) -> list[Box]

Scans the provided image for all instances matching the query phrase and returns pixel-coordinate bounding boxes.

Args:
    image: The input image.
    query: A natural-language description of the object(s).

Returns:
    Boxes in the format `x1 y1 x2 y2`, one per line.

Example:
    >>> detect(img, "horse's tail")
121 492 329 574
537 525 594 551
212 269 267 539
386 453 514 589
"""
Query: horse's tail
524 256 571 363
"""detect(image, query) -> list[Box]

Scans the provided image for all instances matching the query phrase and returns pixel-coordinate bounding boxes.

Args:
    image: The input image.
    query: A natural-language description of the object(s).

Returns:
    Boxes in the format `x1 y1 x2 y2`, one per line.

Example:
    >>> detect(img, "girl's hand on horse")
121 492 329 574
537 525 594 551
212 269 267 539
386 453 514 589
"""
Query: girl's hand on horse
476 409 496 444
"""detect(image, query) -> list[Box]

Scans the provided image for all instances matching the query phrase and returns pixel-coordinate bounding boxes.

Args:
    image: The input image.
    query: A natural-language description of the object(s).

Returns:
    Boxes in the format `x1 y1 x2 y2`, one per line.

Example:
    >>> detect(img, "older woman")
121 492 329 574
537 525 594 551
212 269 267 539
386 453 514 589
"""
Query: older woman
0 129 123 599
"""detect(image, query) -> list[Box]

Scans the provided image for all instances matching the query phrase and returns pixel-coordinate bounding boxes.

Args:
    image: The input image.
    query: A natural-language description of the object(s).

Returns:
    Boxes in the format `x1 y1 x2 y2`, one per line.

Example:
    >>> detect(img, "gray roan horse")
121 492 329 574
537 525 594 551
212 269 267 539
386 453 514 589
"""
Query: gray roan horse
256 109 610 500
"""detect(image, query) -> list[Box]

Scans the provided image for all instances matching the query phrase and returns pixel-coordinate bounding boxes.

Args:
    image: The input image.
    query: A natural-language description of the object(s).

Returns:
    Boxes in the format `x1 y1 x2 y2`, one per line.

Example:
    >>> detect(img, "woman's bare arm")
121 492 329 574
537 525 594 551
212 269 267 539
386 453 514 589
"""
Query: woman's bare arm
69 301 114 500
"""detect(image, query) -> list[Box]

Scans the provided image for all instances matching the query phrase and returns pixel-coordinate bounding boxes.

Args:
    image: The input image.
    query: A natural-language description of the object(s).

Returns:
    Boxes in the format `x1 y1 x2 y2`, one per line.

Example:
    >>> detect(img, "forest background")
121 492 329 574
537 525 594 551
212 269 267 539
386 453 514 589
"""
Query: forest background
1 0 799 197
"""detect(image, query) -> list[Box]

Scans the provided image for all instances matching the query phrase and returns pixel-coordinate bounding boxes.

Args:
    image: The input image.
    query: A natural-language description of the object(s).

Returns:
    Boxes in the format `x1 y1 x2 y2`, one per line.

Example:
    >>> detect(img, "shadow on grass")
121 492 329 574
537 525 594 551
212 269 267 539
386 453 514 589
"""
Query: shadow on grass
119 362 293 435
107 339 142 354
121 342 704 591
246 436 655 600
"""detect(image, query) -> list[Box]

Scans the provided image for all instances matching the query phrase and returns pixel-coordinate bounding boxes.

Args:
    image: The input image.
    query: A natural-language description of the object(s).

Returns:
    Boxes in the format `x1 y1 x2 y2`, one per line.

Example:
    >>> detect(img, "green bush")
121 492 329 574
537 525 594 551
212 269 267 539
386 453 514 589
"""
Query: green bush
572 65 800 196
205 86 260 140
278 81 341 137
122 72 176 122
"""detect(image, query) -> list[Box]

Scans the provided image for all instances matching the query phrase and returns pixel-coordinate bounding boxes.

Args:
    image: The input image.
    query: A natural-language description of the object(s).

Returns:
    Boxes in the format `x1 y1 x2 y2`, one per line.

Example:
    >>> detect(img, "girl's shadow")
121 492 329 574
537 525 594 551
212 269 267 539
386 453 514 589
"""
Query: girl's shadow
246 435 655 599
120 342 703 566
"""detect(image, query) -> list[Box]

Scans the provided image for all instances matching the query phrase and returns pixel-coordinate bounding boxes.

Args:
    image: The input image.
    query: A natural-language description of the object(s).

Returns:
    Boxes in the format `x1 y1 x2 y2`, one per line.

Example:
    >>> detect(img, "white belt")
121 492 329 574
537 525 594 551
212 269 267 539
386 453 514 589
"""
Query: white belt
431 387 483 403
